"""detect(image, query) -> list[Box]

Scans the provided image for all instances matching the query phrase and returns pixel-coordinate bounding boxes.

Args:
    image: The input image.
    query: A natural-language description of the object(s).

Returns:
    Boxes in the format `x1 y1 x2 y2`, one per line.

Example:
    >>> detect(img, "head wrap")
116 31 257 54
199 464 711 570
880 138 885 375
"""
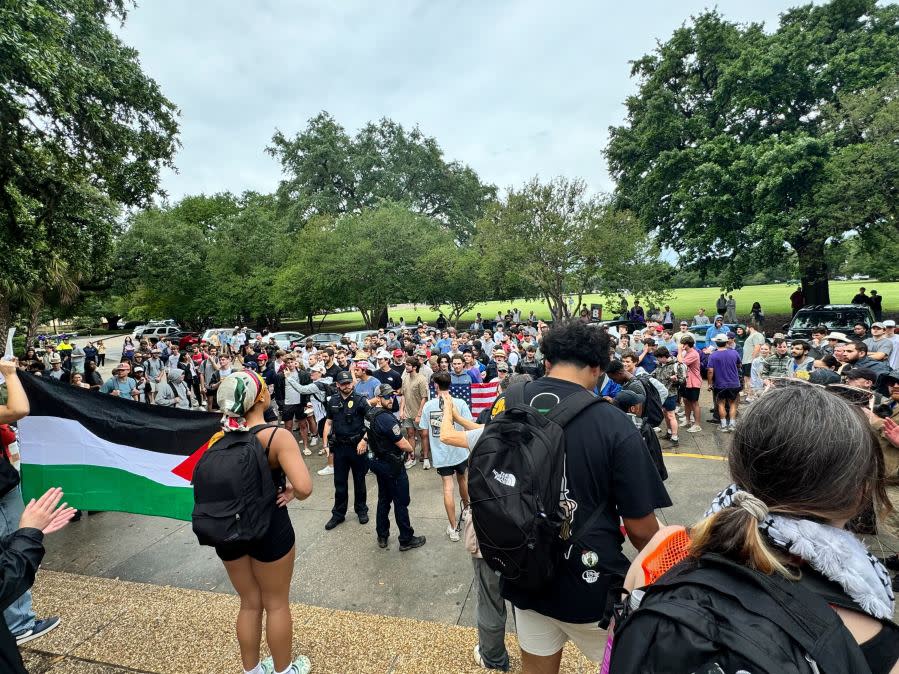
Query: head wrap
168 367 184 384
216 370 265 432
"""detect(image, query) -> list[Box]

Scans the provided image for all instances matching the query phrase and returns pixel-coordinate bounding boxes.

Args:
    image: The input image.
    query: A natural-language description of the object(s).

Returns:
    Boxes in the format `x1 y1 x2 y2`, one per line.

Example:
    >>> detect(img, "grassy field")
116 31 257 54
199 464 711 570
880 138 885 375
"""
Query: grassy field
287 280 899 332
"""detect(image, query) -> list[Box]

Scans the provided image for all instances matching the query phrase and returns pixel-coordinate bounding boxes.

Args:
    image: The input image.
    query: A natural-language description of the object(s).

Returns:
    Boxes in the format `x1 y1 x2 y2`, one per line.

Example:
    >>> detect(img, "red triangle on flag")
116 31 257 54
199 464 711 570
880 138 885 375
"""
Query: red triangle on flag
171 440 210 483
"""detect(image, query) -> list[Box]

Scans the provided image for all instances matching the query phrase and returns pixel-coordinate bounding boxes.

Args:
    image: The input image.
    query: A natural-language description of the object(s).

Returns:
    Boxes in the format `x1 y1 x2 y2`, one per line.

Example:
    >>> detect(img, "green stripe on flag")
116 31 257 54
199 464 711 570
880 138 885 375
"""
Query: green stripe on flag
22 464 193 522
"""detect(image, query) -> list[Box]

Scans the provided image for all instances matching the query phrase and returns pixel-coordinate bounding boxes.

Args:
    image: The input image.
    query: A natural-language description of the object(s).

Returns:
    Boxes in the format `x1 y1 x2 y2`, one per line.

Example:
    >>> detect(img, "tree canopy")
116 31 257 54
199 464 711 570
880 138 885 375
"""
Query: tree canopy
476 177 667 320
267 112 496 242
0 0 179 344
605 0 898 303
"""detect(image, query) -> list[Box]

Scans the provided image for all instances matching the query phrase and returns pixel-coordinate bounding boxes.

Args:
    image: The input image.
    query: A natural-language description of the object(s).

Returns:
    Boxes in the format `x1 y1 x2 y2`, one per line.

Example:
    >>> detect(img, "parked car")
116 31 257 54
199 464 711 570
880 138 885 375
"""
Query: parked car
784 305 874 341
266 331 306 350
343 330 379 345
174 332 200 349
686 323 747 349
133 325 182 341
596 319 648 335
119 320 146 332
295 333 343 348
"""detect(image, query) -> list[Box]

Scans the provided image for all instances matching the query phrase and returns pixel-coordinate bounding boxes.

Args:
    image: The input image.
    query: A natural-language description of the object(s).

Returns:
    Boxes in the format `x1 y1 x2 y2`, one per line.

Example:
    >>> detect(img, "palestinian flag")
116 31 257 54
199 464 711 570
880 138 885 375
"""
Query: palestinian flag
18 373 221 521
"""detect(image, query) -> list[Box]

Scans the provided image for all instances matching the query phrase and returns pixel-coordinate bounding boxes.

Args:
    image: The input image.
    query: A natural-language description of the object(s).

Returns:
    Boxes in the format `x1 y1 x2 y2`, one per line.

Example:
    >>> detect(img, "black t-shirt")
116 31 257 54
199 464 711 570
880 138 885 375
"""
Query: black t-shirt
498 377 672 624
323 362 345 381
372 368 402 412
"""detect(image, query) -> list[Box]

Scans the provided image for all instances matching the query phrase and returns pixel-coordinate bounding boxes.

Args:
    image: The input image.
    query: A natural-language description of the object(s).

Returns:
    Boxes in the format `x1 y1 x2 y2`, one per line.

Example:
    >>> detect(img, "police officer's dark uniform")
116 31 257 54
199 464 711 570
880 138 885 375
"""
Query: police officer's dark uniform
365 384 426 551
325 370 370 529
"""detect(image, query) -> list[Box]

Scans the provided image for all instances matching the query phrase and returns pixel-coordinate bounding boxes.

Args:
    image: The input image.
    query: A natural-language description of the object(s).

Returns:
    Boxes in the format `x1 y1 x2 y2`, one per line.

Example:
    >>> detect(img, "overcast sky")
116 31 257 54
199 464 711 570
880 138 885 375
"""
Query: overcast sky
118 0 807 203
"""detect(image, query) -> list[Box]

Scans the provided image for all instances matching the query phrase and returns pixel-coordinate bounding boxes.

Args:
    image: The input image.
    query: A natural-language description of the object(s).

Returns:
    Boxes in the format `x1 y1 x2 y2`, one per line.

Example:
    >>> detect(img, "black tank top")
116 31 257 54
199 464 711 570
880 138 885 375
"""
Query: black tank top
800 567 899 674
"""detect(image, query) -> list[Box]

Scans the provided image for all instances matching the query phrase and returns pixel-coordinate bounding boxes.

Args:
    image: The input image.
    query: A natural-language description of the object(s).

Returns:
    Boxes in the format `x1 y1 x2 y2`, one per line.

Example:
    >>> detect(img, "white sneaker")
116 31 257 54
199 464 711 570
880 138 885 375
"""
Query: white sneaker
473 643 487 668
446 524 460 542
423 458 431 470
653 426 663 433
687 425 702 433
317 465 334 476
309 436 318 447
302 447 312 456
404 457 417 469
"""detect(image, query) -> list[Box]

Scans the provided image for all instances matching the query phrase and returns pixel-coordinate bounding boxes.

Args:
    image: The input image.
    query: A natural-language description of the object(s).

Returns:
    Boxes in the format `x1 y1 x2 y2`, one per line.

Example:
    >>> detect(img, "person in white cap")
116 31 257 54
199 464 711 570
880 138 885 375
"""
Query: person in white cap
884 320 899 369
707 333 742 431
864 322 893 363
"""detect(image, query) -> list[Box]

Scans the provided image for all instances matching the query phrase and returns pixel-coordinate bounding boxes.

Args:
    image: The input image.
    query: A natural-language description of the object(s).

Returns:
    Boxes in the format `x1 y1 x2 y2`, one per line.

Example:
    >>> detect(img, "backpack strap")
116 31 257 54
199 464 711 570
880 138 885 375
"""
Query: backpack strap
249 423 279 457
544 388 603 428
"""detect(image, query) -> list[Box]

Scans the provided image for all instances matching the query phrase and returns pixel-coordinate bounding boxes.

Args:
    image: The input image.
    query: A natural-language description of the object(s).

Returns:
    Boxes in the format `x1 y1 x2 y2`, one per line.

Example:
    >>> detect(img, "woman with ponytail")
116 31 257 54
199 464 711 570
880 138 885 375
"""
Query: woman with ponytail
612 383 899 674
211 371 314 674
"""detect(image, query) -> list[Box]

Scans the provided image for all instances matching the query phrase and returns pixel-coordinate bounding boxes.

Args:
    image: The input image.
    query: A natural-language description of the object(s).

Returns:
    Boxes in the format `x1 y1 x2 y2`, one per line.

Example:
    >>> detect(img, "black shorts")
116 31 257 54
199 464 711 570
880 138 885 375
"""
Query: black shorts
281 403 303 421
681 386 701 402
436 460 468 477
715 387 742 401
215 505 294 563
741 363 752 378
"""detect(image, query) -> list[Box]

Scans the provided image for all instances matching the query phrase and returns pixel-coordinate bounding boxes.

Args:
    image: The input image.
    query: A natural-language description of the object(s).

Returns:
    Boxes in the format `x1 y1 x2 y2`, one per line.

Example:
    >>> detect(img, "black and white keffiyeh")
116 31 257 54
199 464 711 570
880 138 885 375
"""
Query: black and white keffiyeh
707 484 895 620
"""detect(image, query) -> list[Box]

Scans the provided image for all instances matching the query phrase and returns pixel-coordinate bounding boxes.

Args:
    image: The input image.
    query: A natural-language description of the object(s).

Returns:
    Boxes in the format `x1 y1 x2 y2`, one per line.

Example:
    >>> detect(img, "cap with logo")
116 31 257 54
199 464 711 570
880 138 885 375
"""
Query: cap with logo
378 384 395 397
392 349 404 358
335 370 353 384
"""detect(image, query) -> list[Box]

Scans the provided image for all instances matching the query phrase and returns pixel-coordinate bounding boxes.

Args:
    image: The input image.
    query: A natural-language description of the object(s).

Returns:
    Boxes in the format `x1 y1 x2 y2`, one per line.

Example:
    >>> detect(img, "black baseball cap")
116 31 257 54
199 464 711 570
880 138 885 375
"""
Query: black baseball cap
335 370 353 384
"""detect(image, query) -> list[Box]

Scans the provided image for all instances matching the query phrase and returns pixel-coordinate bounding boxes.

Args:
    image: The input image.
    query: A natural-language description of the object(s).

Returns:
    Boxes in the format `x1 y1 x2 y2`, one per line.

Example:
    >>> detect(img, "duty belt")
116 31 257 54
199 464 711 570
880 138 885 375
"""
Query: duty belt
333 433 364 445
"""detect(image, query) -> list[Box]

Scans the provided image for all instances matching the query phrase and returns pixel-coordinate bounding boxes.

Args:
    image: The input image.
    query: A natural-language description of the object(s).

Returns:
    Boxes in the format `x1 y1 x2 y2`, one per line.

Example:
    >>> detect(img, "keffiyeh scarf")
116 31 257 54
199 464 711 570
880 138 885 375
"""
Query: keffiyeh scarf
707 484 895 620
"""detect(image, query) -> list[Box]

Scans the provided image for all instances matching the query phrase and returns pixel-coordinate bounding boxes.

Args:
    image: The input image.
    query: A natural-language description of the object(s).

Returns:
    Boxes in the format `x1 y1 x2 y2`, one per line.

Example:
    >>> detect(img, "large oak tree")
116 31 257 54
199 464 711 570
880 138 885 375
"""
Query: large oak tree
605 0 898 304
0 0 179 344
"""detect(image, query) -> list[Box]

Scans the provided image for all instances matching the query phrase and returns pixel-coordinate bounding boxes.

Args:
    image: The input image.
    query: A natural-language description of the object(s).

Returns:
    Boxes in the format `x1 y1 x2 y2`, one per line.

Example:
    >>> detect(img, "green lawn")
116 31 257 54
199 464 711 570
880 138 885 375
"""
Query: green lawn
290 280 899 331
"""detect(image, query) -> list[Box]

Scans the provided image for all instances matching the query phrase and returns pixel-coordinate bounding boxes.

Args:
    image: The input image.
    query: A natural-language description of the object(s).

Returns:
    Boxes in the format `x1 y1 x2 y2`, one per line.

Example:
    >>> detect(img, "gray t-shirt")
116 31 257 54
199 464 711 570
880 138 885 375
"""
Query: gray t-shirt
742 331 766 364
464 428 484 450
864 337 894 357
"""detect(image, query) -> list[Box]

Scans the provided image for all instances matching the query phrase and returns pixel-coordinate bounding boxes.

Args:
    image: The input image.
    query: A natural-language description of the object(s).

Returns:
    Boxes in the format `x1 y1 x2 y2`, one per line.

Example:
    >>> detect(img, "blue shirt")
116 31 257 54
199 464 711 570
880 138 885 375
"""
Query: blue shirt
100 376 137 397
705 325 728 344
354 376 380 400
419 397 472 468
436 339 451 354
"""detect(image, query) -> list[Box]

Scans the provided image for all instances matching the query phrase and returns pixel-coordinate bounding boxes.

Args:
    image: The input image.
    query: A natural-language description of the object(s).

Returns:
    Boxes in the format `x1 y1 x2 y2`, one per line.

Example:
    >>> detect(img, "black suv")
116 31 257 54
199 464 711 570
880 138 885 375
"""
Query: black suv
785 304 874 341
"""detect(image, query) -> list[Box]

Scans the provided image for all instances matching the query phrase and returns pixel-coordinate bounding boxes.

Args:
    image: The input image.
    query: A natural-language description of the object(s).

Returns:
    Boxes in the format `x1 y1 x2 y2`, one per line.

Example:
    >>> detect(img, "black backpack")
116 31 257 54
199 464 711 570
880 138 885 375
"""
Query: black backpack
191 424 279 547
608 553 872 674
468 382 603 590
634 374 664 428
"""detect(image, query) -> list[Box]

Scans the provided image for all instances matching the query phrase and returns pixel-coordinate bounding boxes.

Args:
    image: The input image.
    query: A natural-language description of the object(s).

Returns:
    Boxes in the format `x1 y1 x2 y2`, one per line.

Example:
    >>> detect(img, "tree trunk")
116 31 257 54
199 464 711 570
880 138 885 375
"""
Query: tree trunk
0 299 11 356
796 239 831 305
26 297 43 347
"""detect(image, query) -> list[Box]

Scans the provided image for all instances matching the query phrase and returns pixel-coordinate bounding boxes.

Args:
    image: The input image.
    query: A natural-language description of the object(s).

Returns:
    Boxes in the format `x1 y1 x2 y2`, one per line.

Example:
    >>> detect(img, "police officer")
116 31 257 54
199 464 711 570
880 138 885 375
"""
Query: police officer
323 370 370 530
365 384 427 551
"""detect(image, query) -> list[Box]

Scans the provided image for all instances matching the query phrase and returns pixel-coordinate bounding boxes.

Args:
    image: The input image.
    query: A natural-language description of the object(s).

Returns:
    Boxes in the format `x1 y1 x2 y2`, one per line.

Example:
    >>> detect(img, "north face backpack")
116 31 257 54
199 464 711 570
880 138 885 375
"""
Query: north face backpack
608 553 872 674
191 423 279 547
468 382 603 590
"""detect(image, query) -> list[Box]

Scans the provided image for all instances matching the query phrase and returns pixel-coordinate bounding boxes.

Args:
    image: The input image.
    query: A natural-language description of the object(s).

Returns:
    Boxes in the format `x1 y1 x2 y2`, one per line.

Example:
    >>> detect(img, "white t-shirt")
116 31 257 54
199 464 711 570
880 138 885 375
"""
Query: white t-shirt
418 397 473 468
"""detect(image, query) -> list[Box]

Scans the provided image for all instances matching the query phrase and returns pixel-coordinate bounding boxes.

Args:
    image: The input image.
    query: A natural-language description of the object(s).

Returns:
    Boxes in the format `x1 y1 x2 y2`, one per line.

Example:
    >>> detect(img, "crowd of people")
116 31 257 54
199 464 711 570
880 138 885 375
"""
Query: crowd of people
2 293 899 673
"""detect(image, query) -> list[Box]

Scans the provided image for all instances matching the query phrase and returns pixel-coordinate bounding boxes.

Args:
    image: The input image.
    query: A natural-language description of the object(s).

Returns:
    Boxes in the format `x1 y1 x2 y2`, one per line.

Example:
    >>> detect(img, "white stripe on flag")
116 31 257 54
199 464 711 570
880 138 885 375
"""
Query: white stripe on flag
18 416 189 488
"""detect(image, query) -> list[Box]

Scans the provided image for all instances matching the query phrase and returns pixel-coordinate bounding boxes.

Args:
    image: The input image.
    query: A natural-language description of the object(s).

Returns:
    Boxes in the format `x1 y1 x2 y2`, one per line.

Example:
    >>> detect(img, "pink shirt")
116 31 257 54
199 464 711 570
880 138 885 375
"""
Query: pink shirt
682 348 702 388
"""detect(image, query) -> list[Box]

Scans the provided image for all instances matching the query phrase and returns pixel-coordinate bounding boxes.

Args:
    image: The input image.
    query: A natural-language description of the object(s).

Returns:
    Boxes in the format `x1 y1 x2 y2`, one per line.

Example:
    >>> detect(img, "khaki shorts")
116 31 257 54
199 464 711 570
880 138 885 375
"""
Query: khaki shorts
513 606 607 662
401 418 417 430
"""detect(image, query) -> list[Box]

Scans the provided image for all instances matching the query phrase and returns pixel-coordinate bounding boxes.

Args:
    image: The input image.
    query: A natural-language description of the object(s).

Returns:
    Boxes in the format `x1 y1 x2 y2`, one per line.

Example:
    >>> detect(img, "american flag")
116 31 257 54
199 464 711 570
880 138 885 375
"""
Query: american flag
431 382 500 416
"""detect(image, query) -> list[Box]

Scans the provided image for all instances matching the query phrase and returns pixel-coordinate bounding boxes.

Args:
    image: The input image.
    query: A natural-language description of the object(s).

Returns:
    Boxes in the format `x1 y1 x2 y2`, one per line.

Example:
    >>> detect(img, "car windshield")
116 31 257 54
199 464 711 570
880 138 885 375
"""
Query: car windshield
791 310 870 329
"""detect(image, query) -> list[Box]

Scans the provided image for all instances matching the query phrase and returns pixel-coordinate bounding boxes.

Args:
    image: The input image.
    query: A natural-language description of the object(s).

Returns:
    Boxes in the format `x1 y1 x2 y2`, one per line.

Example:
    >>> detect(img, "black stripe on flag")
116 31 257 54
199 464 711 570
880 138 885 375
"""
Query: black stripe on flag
20 373 221 457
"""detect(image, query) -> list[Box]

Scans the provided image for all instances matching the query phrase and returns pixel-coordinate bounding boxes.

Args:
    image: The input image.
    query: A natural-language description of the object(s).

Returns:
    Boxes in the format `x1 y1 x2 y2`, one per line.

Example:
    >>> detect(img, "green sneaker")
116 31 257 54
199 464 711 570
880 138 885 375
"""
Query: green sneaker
290 655 312 674
262 655 312 674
